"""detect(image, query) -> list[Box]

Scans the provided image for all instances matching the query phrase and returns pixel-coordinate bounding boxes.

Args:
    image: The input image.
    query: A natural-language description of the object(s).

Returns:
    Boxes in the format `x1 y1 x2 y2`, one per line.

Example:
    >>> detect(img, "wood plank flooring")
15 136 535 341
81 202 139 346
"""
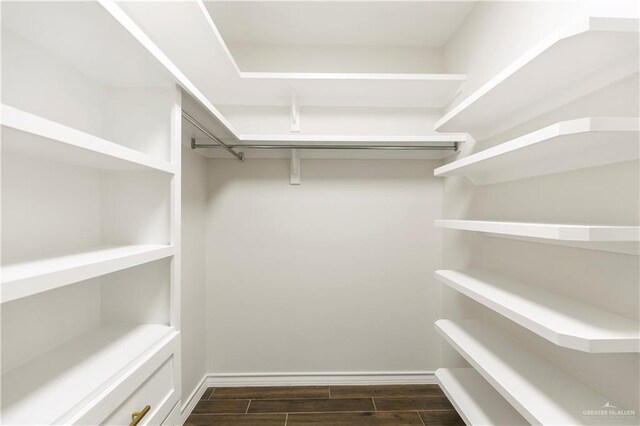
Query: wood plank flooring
185 385 464 425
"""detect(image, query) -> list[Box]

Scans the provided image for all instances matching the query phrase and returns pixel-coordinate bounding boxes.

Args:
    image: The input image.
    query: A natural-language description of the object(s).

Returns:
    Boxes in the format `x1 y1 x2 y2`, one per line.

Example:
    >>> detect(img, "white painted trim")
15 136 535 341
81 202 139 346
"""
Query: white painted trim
177 375 209 426
207 371 436 387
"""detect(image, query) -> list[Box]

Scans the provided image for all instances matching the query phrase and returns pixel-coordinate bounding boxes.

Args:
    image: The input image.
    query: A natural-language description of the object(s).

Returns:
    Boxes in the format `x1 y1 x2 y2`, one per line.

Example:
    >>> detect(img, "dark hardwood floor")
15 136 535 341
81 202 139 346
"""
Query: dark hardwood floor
185 384 464 425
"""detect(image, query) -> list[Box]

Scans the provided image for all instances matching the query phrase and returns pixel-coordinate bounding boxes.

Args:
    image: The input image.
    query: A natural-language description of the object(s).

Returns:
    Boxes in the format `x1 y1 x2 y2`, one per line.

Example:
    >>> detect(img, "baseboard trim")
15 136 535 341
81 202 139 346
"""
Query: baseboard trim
178 371 435 424
177 375 209 425
207 371 436 387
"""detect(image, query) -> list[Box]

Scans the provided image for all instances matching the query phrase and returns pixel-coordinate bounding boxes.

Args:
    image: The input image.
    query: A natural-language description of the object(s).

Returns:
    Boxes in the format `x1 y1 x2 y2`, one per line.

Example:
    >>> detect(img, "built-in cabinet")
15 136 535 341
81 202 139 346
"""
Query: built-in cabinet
0 1 187 424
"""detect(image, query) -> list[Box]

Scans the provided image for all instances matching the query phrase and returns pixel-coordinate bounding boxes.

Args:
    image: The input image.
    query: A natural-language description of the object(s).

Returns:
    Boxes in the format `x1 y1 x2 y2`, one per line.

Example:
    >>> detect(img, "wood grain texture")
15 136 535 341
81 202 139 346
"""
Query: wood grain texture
210 386 329 400
419 410 466 425
192 400 250 414
287 411 425 425
374 396 455 411
184 414 286 426
330 384 443 398
248 397 375 413
186 384 464 425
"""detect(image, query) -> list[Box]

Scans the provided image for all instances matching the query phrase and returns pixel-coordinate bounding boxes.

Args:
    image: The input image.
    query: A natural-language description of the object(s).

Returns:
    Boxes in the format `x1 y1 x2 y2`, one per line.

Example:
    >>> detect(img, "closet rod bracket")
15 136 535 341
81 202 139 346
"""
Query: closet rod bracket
183 109 245 161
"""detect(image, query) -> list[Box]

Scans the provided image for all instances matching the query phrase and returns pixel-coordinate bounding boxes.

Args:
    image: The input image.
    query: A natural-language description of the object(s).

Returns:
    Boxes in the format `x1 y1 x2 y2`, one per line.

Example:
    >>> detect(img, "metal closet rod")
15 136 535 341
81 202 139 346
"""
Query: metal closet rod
192 143 459 151
182 109 245 160
183 109 460 158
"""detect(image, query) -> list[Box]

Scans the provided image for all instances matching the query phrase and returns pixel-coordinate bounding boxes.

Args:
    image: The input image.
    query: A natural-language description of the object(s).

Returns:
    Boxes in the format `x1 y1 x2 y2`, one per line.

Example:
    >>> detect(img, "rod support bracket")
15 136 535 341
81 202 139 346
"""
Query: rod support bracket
290 149 300 185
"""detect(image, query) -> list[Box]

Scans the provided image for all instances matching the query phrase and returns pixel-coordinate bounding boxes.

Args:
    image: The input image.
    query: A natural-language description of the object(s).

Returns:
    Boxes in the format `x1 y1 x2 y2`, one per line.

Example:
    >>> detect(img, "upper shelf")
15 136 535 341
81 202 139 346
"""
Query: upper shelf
436 269 640 353
233 72 467 108
236 134 463 144
1 105 176 174
2 0 239 138
436 319 638 425
434 117 639 185
435 17 640 137
1 324 176 425
118 1 466 109
435 368 527 426
1 1 172 89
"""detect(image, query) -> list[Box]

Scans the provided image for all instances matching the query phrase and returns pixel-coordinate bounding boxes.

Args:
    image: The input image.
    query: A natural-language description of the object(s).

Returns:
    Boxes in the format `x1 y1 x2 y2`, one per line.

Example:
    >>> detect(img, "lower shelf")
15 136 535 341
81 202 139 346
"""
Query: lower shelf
435 269 640 353
436 219 640 254
436 319 638 425
1 324 176 425
1 244 175 303
435 368 527 426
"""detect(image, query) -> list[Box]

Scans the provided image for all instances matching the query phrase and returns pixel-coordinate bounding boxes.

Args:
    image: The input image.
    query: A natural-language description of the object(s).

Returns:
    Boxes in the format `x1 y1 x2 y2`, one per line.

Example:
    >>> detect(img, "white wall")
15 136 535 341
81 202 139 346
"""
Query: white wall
227 43 445 73
180 146 208 404
205 159 443 376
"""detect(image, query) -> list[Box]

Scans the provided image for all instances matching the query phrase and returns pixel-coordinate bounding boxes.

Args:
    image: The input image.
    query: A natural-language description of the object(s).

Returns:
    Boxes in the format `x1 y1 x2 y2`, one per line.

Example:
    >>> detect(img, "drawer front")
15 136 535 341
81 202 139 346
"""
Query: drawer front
101 355 176 426
70 332 180 426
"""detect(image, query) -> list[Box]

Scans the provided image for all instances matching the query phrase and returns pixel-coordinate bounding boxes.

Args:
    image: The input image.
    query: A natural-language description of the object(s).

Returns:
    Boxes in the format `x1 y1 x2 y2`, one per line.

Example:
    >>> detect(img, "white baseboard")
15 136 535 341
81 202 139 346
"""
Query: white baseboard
178 371 435 424
206 371 436 387
177 375 209 426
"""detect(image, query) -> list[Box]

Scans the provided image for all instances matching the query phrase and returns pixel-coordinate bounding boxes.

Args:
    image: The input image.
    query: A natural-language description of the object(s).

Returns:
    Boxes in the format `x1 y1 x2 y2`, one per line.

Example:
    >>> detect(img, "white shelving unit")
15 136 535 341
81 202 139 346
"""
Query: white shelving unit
237 134 463 144
436 319 637 425
435 17 639 137
436 269 640 353
232 71 467 108
435 368 527 426
436 219 640 254
1 105 176 174
436 219 640 241
2 245 175 304
1 325 177 425
434 117 640 185
120 1 467 109
1 1 185 424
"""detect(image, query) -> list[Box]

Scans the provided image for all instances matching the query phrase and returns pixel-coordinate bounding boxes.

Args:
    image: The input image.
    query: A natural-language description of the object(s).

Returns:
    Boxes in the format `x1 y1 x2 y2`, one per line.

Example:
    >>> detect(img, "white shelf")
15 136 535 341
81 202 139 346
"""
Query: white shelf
1 324 176 425
436 319 637 425
436 219 640 241
1 245 175 303
235 72 467 108
436 269 640 353
1 105 176 174
2 1 174 89
435 17 639 137
434 117 640 185
435 368 527 426
119 2 466 108
237 134 463 144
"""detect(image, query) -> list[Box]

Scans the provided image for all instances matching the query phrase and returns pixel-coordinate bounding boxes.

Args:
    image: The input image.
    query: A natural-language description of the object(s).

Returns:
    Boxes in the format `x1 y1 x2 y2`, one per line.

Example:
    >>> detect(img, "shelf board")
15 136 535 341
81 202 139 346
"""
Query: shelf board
436 319 637 425
435 17 639 137
3 0 240 138
237 134 463 144
434 117 639 185
436 219 640 241
435 368 527 426
1 324 176 425
436 269 640 353
119 1 466 108
1 1 173 88
1 105 176 174
235 71 467 108
1 245 175 303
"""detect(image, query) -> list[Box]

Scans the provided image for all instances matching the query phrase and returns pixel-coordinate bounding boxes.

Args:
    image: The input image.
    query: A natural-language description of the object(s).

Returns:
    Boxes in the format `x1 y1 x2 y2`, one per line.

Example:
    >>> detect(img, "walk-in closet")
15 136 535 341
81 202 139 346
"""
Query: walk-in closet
1 1 639 425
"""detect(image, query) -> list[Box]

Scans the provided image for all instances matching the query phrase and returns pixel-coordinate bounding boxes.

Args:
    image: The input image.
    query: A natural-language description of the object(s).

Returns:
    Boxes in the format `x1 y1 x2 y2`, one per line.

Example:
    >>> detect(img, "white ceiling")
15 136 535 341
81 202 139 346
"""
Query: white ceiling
204 1 476 48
